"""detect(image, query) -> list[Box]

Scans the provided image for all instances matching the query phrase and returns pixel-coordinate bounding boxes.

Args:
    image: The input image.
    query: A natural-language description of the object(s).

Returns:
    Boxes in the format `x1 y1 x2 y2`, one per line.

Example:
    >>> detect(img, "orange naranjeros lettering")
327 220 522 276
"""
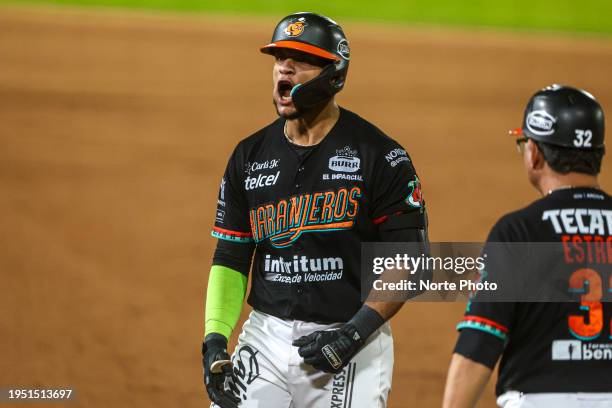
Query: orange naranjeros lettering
308 192 324 223
249 209 257 240
289 195 303 227
256 207 267 238
321 191 336 222
300 194 313 226
333 188 348 219
346 186 361 218
276 199 288 233
568 268 603 340
265 204 276 237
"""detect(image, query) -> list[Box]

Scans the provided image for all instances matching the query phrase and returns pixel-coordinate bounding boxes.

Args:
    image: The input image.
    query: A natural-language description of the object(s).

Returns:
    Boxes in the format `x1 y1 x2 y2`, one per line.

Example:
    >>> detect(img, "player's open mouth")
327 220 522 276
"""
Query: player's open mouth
277 80 293 104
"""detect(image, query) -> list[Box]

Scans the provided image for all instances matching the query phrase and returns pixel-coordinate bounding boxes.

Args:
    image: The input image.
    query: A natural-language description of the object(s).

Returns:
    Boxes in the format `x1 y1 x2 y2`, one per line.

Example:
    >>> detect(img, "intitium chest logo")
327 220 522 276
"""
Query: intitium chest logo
284 17 307 37
526 110 557 136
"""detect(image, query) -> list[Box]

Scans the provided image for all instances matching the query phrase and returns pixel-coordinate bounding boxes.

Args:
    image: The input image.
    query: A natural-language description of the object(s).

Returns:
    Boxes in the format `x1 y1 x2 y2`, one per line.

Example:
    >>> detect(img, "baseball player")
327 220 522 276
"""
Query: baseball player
443 85 612 407
201 12 428 408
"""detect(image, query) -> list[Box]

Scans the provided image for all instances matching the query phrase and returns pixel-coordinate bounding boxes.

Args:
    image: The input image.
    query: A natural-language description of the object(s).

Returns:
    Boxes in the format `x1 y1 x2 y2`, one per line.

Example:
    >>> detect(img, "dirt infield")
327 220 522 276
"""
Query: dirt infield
0 6 611 407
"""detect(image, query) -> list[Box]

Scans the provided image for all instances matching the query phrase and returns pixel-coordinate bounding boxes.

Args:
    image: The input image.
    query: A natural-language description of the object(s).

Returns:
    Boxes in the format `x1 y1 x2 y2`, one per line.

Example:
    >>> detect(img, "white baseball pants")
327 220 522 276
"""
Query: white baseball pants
213 309 394 408
497 391 612 408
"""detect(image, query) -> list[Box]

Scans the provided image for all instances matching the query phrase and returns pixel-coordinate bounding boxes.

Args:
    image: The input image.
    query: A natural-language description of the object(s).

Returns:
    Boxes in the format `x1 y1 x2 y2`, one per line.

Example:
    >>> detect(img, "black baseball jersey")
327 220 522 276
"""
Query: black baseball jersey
457 187 612 394
212 107 426 323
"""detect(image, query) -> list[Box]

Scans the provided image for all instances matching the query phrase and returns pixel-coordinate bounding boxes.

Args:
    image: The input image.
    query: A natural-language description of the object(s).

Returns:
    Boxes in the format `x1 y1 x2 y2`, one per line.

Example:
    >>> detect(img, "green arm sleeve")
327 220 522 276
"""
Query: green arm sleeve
204 265 248 340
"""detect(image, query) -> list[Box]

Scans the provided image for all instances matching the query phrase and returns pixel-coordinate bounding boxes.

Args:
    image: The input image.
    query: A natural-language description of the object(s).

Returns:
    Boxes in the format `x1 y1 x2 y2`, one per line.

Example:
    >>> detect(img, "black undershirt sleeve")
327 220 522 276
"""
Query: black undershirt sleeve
377 211 432 297
212 239 255 277
454 325 505 370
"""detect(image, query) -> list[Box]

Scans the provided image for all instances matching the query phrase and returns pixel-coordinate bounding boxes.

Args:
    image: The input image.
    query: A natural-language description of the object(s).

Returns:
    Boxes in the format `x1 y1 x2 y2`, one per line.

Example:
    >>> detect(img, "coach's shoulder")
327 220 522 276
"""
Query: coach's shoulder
488 202 538 242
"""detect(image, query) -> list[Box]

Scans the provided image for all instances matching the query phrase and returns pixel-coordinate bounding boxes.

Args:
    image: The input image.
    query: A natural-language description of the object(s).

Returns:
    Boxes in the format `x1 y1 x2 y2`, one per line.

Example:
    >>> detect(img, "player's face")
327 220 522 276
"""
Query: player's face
272 48 329 119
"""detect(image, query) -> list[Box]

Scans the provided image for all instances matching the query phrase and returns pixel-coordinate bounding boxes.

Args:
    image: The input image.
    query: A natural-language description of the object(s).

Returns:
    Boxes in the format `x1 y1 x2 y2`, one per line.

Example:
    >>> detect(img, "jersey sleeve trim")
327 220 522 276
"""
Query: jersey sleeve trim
373 214 389 225
457 316 509 341
211 226 254 243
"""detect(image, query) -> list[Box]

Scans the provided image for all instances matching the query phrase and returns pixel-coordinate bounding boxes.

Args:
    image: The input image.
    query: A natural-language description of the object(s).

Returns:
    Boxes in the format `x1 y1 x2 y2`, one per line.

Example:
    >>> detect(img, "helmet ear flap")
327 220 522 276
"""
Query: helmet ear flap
330 59 348 90
290 60 349 110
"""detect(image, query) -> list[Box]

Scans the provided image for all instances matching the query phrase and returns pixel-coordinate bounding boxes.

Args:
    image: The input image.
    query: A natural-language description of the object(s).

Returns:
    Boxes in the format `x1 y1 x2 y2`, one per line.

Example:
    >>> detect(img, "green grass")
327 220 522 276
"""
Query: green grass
4 0 612 35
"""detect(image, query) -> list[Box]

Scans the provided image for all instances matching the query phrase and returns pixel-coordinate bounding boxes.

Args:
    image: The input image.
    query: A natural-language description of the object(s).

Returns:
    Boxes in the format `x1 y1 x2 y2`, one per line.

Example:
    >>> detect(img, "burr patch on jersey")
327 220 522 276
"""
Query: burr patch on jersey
283 17 307 37
526 110 557 136
249 186 361 248
328 146 360 173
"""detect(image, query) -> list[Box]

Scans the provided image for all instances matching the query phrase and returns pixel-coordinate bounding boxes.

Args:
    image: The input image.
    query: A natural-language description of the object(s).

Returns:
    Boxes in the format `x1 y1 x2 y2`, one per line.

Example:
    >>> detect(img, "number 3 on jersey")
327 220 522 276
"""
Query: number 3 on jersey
568 268 611 340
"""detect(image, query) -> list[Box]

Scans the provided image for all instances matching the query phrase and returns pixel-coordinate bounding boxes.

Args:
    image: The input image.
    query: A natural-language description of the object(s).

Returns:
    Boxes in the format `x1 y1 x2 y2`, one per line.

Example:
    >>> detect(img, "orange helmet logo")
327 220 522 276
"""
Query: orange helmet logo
284 18 307 37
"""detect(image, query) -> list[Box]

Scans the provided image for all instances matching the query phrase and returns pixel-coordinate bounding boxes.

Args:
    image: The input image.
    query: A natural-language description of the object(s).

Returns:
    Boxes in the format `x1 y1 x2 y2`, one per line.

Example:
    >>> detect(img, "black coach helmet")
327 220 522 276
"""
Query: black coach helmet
261 12 350 110
511 84 605 149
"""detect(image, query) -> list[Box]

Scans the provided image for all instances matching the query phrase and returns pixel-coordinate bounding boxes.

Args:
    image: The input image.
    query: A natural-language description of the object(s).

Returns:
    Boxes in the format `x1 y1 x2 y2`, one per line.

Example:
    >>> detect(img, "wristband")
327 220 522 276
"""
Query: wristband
202 333 228 355
348 304 385 341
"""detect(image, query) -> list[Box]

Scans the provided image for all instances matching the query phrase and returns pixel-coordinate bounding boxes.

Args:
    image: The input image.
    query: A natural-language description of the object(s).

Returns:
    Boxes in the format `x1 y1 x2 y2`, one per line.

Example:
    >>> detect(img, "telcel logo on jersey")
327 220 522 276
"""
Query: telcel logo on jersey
249 187 361 248
526 110 557 136
328 146 360 173
244 171 280 191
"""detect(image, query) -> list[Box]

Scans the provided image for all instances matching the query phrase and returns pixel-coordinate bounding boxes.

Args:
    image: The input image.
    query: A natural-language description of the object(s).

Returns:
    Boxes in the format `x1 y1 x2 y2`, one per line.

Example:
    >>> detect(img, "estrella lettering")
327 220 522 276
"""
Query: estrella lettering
249 187 361 248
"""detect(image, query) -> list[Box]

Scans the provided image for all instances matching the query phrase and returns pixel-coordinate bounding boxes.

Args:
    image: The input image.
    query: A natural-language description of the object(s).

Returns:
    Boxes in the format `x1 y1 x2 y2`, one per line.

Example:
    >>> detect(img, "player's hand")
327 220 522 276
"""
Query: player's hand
292 323 364 374
202 334 241 408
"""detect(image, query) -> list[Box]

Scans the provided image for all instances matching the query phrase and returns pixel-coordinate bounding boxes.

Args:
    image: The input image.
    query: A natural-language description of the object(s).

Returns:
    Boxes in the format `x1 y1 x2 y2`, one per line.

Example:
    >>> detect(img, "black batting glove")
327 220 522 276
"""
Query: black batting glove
293 305 385 374
202 334 241 408
292 323 364 373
